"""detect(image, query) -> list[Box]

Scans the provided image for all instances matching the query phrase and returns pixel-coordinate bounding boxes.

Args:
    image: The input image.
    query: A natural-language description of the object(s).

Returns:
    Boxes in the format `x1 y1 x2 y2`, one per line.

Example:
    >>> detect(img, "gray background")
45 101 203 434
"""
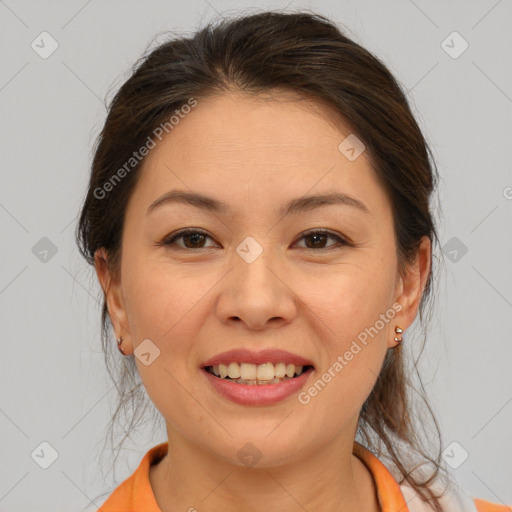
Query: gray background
0 0 511 510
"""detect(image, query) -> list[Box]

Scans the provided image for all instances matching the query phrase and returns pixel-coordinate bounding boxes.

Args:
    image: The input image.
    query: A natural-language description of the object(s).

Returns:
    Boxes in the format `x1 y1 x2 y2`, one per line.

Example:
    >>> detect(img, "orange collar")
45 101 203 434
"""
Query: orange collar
99 442 167 512
98 441 505 512
98 440 410 512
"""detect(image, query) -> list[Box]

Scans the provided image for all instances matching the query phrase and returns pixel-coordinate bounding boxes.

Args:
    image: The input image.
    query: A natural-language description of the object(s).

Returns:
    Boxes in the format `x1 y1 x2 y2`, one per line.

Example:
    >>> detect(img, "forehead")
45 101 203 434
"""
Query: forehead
161 90 360 162
128 90 389 220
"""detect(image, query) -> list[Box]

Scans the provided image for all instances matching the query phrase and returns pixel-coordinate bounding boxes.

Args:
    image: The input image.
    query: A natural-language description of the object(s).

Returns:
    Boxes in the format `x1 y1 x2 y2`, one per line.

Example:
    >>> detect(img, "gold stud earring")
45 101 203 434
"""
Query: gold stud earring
394 326 403 347
117 336 127 356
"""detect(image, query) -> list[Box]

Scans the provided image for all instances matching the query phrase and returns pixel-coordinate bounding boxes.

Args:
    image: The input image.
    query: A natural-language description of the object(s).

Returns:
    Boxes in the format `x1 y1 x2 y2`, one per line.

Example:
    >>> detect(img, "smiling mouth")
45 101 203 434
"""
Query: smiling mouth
204 363 314 385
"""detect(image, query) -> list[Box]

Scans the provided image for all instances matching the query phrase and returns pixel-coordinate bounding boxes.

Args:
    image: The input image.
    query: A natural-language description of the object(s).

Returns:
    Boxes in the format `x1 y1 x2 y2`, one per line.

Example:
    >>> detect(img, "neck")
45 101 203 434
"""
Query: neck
149 431 380 512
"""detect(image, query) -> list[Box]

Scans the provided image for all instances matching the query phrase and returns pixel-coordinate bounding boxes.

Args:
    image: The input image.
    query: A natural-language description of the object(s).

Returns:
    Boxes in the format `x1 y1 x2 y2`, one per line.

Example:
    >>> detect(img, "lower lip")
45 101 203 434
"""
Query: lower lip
201 367 314 405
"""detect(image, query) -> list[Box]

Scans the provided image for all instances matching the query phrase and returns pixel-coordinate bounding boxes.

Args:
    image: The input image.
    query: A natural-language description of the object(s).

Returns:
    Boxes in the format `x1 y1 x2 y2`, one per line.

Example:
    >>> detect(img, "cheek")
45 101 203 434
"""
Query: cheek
303 258 395 338
121 255 222 385
296 272 393 436
121 258 203 423
297 257 395 394
122 251 198 340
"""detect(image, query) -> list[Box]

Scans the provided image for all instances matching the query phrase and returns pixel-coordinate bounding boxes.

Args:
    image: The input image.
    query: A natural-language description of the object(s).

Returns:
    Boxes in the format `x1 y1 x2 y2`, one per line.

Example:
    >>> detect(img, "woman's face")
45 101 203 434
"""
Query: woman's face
98 90 429 467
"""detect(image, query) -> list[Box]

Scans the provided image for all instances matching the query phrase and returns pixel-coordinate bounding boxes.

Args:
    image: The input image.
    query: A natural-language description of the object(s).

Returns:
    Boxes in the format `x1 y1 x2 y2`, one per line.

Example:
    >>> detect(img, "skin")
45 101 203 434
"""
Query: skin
95 90 431 512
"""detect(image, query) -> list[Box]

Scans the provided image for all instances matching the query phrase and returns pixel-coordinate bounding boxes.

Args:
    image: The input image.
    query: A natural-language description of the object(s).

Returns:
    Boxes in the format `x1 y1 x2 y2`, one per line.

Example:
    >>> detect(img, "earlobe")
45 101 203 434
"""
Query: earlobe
94 248 131 349
391 236 432 341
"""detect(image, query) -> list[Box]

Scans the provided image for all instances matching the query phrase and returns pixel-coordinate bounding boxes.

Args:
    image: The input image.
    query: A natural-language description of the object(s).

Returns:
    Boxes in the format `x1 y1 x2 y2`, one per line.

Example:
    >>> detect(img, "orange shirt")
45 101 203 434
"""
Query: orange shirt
98 441 510 512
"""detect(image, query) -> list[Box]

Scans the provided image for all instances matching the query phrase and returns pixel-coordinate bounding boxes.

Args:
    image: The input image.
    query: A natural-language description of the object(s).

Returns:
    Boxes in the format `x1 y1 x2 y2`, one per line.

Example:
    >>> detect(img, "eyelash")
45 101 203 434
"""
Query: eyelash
158 228 351 251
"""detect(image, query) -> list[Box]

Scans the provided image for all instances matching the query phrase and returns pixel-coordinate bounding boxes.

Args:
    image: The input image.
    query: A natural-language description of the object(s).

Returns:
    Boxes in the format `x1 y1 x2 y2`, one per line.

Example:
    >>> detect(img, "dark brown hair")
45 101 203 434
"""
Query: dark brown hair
77 9 449 509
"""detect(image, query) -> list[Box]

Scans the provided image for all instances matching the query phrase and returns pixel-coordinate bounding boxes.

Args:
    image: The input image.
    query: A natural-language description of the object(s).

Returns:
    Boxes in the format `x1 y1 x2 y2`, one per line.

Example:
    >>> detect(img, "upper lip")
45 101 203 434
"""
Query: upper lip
201 348 314 368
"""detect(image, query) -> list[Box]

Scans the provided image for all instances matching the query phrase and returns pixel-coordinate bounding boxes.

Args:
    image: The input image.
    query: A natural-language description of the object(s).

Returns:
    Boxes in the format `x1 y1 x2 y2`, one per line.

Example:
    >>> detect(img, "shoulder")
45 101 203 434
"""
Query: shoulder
472 497 512 512
353 442 510 512
96 442 168 512
399 479 511 512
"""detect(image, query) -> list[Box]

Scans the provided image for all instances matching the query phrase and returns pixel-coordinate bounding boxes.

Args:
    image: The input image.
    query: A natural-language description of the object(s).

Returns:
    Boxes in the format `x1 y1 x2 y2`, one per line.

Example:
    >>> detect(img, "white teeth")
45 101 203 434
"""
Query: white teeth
240 363 257 380
218 364 228 379
210 362 307 381
227 362 241 379
274 362 286 378
256 362 274 381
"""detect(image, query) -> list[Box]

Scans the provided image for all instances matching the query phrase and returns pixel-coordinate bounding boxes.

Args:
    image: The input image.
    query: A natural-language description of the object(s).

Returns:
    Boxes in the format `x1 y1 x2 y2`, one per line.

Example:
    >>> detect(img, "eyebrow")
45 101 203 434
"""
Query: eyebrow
146 189 370 217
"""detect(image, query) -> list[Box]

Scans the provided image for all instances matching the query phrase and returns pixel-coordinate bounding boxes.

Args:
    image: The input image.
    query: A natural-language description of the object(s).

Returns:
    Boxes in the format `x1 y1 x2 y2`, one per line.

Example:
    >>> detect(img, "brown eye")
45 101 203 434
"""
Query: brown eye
159 229 350 251
161 229 216 249
295 230 349 250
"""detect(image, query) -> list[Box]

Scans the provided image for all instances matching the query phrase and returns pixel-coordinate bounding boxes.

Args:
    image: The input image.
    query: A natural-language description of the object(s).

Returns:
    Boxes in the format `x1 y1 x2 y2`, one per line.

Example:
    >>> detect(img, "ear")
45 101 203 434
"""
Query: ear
390 236 432 347
94 247 132 352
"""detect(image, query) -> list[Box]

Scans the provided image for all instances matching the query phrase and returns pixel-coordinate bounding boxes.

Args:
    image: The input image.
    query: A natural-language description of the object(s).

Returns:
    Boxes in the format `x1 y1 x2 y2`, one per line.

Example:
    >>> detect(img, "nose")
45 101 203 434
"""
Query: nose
215 246 298 331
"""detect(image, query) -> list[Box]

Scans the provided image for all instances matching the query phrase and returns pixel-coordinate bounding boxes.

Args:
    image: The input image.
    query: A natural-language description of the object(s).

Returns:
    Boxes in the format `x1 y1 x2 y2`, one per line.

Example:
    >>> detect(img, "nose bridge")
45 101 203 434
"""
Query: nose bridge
233 236 277 295
217 236 296 328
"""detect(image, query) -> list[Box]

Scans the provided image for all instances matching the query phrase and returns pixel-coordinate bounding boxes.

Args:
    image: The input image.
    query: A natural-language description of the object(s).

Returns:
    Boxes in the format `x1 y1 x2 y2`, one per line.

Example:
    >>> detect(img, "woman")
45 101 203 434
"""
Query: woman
76 10 510 512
